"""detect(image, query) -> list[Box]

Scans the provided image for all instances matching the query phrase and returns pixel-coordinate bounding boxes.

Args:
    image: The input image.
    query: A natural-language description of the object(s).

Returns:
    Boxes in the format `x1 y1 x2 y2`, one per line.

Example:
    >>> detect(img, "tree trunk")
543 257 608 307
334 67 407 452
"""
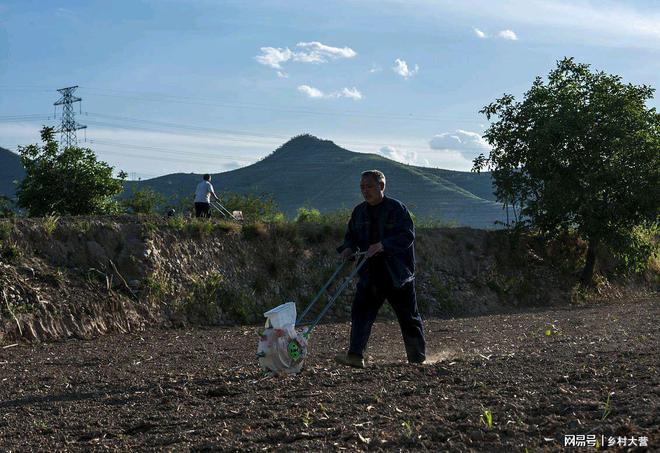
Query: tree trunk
580 238 599 285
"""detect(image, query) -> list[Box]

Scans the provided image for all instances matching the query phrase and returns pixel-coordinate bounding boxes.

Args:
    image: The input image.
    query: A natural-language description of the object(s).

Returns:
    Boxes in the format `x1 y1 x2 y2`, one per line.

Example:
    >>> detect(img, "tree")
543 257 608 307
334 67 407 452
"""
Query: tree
16 127 127 216
122 187 165 214
473 58 660 284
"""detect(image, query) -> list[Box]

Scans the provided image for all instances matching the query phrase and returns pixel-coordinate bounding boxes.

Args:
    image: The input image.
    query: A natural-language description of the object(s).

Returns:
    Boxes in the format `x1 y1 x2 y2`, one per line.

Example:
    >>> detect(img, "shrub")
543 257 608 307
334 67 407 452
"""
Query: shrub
219 192 283 222
16 126 126 216
296 207 322 223
122 187 165 214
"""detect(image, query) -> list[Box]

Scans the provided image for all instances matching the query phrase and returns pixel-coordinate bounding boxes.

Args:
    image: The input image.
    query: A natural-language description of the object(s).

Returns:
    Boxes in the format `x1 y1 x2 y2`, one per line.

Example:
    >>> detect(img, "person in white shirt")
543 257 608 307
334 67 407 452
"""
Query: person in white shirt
194 174 220 218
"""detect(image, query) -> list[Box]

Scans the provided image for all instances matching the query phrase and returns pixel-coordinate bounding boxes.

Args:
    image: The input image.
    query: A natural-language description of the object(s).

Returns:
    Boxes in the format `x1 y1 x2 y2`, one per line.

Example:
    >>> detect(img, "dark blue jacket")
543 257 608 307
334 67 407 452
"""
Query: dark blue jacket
337 196 415 288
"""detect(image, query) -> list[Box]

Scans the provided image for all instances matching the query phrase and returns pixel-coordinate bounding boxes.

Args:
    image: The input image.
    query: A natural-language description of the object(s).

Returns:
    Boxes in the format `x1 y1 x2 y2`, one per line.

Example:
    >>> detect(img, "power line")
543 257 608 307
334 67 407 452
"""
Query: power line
79 85 484 123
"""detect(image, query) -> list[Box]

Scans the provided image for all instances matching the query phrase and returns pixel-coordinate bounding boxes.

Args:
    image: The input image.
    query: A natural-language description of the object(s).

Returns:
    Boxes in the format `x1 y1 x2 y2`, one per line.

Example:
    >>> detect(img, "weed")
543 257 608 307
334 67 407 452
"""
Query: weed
601 393 613 420
0 242 21 263
302 410 311 428
544 322 561 337
33 420 52 434
242 222 269 241
40 268 66 288
481 410 493 429
177 272 257 325
143 274 171 305
72 220 92 237
186 218 215 238
141 221 157 240
402 420 414 438
214 220 241 234
42 214 60 237
0 222 12 241
166 216 187 231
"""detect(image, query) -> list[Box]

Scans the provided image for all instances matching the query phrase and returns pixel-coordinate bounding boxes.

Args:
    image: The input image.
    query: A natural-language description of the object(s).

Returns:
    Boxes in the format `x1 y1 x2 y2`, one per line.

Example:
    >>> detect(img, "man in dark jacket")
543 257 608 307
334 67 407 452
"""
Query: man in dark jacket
335 170 426 368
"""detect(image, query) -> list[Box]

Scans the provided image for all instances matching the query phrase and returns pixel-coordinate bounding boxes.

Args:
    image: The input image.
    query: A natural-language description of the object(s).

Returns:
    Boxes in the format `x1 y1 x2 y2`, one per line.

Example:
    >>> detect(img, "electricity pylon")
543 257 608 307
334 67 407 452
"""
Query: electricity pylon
54 85 87 149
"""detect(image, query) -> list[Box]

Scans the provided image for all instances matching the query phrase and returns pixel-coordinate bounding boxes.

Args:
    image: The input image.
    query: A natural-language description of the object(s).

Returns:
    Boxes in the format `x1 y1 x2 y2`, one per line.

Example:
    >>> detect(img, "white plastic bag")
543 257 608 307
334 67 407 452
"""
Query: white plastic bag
257 302 308 374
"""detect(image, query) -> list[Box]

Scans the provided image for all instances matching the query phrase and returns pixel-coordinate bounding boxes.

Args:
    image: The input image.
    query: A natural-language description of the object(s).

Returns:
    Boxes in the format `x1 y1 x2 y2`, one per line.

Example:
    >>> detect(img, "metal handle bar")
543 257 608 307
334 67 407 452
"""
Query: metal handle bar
210 200 239 221
302 252 368 334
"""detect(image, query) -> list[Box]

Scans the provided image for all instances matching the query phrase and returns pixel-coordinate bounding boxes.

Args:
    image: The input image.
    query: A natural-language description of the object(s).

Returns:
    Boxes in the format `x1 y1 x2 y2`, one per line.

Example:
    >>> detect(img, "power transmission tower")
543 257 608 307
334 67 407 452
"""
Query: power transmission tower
54 85 87 149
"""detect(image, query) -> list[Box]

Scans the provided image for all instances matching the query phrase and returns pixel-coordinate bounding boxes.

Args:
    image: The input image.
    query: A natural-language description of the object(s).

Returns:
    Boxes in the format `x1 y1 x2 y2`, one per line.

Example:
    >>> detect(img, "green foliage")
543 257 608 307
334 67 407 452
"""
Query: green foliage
166 215 186 231
296 206 322 223
122 187 165 214
178 272 256 325
220 192 282 222
481 410 493 429
0 222 12 241
602 393 613 420
16 127 126 216
0 241 21 262
0 196 15 218
474 58 660 283
42 214 59 237
610 221 659 275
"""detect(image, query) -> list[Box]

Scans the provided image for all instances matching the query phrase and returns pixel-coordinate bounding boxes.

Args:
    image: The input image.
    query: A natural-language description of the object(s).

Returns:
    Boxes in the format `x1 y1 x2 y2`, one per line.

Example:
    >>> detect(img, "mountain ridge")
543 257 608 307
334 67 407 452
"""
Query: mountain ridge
131 134 505 228
0 147 24 199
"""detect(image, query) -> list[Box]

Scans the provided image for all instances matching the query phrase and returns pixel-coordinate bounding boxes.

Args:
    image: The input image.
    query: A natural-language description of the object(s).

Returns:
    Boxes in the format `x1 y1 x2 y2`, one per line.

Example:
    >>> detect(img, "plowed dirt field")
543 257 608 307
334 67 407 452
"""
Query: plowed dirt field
1 298 658 451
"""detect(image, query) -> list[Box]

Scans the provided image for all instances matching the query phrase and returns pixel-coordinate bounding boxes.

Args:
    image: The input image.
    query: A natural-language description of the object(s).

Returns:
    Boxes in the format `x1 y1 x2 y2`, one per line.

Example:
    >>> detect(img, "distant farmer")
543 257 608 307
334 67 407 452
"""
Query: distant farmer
194 174 220 218
335 170 426 368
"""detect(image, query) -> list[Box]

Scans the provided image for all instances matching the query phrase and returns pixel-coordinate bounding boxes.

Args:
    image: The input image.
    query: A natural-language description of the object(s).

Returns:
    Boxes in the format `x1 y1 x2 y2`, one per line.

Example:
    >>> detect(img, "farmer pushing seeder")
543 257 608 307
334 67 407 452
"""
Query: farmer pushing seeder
257 170 427 373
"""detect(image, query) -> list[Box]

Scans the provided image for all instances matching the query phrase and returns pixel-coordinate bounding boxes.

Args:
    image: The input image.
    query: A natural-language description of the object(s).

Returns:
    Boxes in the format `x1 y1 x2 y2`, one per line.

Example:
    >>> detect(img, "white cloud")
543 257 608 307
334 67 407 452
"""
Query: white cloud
255 47 293 69
429 130 491 159
498 29 518 40
298 85 363 101
399 0 660 49
473 28 518 40
255 41 357 70
339 87 363 100
379 145 425 166
296 41 357 60
393 58 419 79
298 85 325 99
474 28 487 38
276 71 289 78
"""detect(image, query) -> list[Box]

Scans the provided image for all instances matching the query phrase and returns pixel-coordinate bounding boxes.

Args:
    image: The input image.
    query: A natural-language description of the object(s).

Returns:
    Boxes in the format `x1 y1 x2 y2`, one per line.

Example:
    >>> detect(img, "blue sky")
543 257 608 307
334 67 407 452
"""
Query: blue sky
1 0 659 179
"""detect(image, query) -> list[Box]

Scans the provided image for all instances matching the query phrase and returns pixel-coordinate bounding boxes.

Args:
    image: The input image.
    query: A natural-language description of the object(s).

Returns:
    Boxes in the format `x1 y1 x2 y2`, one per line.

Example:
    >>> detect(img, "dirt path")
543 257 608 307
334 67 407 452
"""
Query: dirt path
1 298 658 451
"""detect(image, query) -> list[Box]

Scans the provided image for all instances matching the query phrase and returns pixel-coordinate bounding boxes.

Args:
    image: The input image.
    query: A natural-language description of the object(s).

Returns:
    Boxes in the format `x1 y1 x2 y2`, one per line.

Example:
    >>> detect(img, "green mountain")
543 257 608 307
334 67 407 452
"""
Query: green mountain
132 135 505 228
0 147 24 199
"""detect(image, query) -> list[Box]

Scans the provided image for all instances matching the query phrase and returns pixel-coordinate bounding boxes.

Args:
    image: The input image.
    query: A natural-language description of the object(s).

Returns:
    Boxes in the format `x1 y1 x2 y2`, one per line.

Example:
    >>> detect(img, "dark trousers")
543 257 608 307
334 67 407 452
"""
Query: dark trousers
195 202 210 218
349 278 426 363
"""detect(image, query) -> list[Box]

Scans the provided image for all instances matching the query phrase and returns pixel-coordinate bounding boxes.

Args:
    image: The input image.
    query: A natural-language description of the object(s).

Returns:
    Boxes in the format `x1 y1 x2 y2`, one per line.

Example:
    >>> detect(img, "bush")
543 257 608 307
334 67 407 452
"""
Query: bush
296 207 322 223
16 127 126 216
219 192 282 222
122 187 165 214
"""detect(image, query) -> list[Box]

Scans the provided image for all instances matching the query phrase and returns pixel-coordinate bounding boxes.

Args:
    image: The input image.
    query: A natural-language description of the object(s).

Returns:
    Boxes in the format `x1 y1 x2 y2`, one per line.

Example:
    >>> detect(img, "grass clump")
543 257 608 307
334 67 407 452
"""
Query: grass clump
242 221 269 241
0 221 13 241
42 214 60 237
0 242 21 263
177 272 257 325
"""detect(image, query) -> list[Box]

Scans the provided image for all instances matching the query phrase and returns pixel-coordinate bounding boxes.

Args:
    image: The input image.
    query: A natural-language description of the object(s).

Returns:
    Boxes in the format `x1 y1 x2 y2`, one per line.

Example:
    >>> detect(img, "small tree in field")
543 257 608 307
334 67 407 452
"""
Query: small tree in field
16 127 126 216
473 58 660 284
122 187 165 214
